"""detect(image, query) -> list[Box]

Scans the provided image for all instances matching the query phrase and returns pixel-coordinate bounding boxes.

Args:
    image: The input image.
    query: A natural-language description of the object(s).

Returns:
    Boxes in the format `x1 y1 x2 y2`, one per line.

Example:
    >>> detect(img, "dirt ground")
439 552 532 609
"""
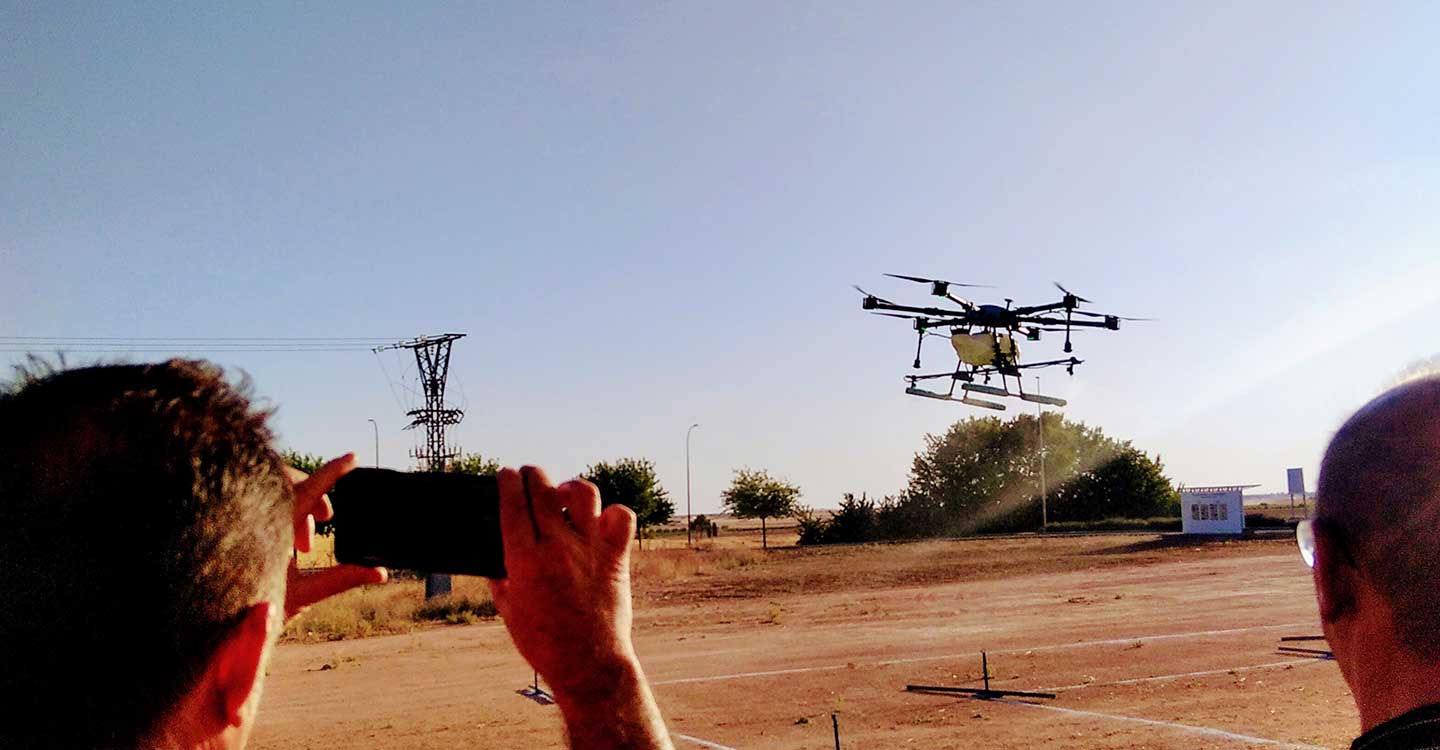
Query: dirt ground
253 533 1356 750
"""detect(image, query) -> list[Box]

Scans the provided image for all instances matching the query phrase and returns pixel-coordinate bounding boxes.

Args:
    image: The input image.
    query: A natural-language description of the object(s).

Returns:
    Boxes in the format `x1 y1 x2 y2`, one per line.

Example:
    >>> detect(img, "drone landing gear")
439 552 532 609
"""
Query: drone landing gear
961 396 1006 411
1011 377 1069 408
963 382 1009 398
905 378 1007 411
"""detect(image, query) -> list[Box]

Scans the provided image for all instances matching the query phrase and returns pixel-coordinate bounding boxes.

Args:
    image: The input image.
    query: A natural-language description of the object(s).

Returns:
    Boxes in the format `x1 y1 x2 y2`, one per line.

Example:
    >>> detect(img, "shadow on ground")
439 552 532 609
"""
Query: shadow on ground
1080 534 1259 556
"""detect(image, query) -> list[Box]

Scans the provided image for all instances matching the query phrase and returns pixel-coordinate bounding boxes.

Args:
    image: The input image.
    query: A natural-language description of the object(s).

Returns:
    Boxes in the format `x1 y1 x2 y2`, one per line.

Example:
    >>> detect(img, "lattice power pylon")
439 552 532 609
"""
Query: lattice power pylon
393 334 466 470
374 332 467 598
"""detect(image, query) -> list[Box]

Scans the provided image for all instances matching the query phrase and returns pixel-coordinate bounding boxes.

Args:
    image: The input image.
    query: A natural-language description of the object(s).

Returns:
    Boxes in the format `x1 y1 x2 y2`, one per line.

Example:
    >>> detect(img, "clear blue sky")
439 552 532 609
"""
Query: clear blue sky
4 3 1437 512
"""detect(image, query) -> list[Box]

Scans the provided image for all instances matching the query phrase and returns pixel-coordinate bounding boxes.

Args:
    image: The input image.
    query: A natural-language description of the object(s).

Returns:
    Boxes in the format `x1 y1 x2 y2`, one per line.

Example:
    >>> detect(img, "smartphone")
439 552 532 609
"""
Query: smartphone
330 467 506 578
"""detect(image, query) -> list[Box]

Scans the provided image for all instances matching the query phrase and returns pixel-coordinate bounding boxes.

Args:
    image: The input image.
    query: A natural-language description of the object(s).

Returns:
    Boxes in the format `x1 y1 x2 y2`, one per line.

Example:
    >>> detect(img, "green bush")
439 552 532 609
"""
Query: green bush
793 506 828 545
1043 517 1182 532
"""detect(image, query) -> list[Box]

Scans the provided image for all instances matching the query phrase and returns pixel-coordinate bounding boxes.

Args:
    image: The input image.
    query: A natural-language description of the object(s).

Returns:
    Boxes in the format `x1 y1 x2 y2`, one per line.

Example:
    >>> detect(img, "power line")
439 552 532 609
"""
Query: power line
0 336 397 342
0 347 378 353
0 335 399 354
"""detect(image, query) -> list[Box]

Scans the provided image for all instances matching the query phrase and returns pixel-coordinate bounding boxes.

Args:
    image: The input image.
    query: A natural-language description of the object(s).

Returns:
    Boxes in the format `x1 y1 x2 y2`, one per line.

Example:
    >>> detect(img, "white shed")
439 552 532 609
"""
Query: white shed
1180 485 1255 535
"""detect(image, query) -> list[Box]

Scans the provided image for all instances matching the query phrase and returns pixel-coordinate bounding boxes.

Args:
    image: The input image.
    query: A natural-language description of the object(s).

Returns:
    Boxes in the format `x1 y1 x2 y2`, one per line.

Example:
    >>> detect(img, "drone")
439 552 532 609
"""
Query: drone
855 274 1146 411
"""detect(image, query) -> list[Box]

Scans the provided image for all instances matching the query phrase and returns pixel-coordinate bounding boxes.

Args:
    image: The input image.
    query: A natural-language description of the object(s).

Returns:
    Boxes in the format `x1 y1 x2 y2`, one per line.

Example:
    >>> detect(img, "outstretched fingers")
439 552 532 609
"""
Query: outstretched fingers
557 479 602 538
499 467 542 550
293 453 357 522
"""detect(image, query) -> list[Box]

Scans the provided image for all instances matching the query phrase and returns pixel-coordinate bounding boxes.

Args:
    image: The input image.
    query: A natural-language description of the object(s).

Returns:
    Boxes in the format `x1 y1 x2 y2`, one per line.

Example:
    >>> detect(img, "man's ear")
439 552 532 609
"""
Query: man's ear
211 602 276 728
1314 524 1357 624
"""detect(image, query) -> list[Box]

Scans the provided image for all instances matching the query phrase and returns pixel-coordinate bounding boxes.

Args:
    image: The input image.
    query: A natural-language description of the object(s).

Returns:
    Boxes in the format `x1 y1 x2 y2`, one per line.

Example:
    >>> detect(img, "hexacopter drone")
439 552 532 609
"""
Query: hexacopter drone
855 274 1146 410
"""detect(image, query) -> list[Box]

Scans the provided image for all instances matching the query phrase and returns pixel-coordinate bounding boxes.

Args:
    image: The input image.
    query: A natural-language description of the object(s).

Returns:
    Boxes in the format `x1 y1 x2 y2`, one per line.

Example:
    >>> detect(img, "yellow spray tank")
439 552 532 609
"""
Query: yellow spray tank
950 332 1017 367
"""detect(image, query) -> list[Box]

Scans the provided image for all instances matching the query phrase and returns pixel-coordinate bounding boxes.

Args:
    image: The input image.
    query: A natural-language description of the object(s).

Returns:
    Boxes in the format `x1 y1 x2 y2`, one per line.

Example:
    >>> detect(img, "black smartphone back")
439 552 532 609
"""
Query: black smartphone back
330 468 506 578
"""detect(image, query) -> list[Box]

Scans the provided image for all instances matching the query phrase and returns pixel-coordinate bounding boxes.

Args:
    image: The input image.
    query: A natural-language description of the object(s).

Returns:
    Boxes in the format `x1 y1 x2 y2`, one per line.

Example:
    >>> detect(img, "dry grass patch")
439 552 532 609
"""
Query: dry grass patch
630 545 766 584
282 575 496 643
296 533 337 568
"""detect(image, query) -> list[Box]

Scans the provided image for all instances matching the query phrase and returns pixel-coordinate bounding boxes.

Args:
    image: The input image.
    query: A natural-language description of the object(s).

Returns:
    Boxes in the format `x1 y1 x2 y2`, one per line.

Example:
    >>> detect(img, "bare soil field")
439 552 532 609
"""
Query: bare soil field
254 533 1354 750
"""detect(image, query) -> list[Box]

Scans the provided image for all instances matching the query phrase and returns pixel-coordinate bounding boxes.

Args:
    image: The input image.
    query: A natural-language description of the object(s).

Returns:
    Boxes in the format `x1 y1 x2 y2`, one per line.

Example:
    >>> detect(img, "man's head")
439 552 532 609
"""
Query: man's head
1310 374 1440 723
0 360 294 749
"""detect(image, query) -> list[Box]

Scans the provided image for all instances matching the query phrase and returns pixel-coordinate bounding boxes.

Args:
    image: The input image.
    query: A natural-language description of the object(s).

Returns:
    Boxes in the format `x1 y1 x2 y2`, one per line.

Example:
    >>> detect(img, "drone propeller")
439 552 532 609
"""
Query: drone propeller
885 273 992 288
1053 282 1092 303
852 285 895 304
883 274 983 311
1067 310 1154 321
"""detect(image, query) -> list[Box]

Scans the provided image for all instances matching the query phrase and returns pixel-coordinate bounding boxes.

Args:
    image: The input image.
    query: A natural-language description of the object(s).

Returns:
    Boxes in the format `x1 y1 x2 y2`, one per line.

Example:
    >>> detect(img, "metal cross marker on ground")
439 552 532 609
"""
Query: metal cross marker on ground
1277 635 1333 660
517 671 554 705
905 651 1058 701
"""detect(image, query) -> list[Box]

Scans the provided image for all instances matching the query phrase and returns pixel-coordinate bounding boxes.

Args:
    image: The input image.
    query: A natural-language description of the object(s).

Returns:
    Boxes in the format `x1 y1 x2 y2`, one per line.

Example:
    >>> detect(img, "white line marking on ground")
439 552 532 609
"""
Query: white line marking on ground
994 698 1327 750
989 622 1314 656
652 621 1311 687
674 733 739 750
657 663 851 686
1040 657 1323 692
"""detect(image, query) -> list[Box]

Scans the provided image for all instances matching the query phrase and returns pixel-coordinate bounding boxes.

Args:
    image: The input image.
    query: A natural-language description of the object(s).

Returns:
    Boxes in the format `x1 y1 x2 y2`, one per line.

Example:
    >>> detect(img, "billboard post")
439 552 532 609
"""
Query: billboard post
1287 468 1307 517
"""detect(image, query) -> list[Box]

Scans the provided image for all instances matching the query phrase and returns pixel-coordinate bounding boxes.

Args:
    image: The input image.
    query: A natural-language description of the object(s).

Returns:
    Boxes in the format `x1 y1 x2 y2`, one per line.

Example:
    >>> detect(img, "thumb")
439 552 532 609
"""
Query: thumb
286 565 387 619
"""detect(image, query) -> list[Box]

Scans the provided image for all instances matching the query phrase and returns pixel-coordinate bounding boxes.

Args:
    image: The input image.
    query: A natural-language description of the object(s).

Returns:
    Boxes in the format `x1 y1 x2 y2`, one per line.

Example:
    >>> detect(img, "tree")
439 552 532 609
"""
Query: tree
902 414 1176 535
446 452 501 476
581 458 674 542
825 493 878 544
280 450 325 475
1061 447 1180 521
721 468 800 548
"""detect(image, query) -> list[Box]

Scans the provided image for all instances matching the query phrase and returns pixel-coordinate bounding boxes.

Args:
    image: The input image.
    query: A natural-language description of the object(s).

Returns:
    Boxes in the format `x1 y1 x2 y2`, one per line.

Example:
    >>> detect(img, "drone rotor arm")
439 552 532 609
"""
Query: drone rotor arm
1012 302 1067 316
944 293 977 311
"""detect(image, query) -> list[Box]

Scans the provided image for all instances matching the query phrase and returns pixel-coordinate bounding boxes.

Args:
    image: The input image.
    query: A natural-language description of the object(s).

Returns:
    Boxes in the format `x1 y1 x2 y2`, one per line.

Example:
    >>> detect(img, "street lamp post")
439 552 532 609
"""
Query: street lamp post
367 419 379 468
686 423 700 547
1036 376 1047 531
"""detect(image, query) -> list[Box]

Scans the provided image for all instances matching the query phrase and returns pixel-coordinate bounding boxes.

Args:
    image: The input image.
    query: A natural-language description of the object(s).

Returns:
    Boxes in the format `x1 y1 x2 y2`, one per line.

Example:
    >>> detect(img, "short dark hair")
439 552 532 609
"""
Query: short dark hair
1317 374 1440 652
0 360 294 749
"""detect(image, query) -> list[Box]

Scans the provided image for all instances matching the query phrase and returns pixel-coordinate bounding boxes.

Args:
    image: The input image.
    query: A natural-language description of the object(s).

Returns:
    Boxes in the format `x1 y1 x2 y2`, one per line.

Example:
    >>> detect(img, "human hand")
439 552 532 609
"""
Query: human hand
489 465 671 749
489 466 639 694
283 453 387 619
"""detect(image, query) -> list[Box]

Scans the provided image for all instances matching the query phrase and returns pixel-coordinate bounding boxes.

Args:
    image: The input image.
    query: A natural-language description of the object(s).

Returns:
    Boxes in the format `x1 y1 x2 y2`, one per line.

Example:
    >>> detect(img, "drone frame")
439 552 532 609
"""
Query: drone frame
861 277 1137 357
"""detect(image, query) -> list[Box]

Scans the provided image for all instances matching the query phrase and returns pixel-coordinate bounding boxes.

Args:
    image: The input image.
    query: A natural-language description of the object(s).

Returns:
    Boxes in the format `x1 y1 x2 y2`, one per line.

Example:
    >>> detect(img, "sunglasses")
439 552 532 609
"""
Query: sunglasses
1296 518 1317 568
1297 516 1358 569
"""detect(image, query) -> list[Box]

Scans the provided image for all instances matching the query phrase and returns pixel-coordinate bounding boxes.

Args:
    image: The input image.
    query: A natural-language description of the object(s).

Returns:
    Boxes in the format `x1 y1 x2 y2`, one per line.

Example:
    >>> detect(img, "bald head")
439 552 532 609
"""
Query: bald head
1317 375 1440 651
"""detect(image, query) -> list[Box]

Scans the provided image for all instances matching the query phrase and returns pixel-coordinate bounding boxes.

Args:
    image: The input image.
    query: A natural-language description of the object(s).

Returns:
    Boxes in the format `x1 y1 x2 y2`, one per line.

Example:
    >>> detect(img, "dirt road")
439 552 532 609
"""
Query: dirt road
253 535 1352 750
